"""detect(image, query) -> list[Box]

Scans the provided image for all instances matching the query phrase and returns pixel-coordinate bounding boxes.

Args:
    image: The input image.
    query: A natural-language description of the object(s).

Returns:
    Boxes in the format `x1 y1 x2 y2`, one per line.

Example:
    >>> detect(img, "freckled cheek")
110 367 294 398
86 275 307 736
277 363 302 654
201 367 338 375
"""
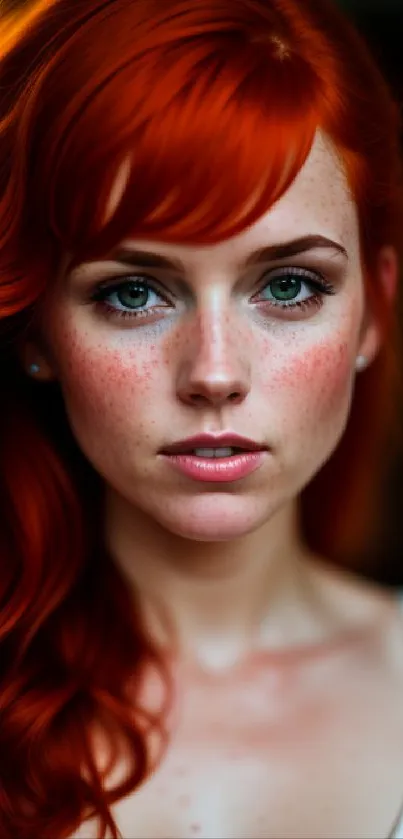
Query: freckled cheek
263 340 354 422
56 339 163 419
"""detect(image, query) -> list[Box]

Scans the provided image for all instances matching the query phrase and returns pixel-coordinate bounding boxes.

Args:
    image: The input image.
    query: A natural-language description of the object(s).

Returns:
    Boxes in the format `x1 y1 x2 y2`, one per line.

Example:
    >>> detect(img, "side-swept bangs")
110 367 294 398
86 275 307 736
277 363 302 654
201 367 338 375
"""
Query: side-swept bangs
6 0 341 268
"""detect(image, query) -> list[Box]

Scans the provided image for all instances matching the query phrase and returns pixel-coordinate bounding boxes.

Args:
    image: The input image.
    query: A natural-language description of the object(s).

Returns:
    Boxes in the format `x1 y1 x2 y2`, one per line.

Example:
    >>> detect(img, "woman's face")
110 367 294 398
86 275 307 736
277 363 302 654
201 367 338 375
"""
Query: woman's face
30 132 385 542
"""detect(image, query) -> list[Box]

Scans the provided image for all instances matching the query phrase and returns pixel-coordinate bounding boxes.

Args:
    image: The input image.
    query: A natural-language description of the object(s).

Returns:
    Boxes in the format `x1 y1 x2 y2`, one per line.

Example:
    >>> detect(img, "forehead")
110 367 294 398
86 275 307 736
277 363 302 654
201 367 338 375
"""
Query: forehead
265 131 357 237
118 132 359 267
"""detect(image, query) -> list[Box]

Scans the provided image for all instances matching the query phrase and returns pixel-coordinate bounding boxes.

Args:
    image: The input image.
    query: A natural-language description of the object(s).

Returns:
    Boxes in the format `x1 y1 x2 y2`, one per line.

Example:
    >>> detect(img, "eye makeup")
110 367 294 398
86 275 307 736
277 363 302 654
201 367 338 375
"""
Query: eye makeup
87 266 337 323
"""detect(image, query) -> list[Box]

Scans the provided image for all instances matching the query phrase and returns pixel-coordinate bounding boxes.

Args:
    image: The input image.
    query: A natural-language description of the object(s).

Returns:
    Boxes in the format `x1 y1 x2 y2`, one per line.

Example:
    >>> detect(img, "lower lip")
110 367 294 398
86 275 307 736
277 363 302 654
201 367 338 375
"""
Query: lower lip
160 451 267 483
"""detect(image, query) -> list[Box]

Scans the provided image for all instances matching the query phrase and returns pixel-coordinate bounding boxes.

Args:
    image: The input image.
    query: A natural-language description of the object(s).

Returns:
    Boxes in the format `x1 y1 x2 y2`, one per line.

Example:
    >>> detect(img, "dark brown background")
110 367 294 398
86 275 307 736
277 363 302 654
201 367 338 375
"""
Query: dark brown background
340 0 403 588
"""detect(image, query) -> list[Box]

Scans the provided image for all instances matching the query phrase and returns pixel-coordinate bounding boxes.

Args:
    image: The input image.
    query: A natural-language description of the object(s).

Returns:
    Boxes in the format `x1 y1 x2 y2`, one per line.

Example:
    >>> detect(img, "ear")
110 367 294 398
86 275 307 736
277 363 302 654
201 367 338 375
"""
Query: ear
15 254 69 382
16 334 58 382
356 245 399 366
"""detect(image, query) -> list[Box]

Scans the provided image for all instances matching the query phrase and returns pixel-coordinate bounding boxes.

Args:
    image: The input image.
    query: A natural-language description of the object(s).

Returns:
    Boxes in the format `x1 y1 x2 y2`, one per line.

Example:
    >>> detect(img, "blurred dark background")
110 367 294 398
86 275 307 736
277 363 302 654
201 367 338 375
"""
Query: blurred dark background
337 0 403 588
2 0 403 585
339 0 403 106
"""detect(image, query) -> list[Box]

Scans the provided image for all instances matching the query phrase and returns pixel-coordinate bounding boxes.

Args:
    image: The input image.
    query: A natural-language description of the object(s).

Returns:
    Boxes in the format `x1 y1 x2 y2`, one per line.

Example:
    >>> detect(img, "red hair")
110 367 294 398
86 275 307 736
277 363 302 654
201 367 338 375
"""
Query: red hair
0 1 402 836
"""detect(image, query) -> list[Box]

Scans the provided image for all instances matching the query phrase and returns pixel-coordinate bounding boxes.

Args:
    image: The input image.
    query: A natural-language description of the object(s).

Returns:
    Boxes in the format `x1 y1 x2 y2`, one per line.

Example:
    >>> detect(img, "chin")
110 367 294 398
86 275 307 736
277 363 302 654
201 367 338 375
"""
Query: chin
165 522 255 542
153 496 274 542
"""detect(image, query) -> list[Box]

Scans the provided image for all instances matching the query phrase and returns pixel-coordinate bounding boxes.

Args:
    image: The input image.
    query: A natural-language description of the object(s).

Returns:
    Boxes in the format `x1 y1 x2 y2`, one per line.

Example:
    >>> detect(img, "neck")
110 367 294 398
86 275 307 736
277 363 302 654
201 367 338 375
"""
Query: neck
104 492 328 670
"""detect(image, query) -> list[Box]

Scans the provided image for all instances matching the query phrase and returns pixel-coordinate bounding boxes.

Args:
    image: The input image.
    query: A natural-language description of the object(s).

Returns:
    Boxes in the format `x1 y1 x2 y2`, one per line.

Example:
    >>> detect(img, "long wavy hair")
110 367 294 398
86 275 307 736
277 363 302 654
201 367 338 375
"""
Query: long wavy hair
0 1 402 837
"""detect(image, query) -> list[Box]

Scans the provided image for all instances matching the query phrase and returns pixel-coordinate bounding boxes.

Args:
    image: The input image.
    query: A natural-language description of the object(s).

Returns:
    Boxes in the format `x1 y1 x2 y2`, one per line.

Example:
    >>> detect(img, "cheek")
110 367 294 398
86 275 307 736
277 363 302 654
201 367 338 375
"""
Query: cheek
264 337 355 430
53 329 163 427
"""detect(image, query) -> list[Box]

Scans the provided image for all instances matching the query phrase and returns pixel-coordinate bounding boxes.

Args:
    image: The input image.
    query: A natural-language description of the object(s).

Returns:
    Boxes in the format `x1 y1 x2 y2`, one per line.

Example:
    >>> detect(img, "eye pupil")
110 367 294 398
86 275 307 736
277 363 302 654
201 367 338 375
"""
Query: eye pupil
122 282 148 307
271 275 301 301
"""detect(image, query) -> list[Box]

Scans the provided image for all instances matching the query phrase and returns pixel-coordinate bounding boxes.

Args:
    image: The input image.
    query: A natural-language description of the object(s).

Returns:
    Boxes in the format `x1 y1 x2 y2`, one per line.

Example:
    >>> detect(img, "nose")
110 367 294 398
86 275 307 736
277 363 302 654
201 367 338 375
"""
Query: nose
176 308 251 408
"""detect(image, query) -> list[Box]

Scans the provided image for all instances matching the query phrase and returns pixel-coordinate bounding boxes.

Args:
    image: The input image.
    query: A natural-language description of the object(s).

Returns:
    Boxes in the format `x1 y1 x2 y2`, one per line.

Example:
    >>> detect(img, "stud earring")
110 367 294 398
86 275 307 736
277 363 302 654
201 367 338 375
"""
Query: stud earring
29 363 40 375
355 355 368 372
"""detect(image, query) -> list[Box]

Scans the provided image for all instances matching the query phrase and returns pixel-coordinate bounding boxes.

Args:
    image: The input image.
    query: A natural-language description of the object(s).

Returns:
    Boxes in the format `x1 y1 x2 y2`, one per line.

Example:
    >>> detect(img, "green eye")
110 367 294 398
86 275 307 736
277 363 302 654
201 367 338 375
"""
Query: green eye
264 276 302 302
255 267 337 314
114 282 150 309
90 276 170 321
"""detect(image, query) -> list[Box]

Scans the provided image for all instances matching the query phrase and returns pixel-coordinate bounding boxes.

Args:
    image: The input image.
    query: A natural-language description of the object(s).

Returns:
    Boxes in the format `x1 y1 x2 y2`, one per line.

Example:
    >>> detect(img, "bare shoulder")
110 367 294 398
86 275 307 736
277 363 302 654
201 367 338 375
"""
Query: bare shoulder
306 553 403 674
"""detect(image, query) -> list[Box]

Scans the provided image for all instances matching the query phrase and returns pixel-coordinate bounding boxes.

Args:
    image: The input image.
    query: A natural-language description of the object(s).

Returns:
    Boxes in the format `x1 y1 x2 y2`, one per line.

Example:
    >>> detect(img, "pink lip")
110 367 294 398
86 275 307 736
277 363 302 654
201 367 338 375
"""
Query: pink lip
160 451 268 483
160 432 267 456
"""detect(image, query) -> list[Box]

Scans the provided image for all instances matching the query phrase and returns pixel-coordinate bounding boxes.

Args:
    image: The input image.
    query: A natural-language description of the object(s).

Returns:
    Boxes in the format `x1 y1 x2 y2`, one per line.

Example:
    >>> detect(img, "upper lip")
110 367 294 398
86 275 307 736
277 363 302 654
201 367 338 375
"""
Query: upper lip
160 433 268 455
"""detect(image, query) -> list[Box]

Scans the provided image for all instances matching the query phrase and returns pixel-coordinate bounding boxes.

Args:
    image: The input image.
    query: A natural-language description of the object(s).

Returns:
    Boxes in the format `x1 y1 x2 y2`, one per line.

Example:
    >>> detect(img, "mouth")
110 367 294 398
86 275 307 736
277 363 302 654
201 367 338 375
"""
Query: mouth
172 446 252 459
159 434 269 483
160 434 268 458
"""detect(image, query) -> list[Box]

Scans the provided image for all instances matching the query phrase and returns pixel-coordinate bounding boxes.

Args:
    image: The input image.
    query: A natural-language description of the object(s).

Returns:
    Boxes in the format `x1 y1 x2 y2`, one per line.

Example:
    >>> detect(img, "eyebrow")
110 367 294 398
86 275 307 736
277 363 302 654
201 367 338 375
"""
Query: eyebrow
109 235 348 272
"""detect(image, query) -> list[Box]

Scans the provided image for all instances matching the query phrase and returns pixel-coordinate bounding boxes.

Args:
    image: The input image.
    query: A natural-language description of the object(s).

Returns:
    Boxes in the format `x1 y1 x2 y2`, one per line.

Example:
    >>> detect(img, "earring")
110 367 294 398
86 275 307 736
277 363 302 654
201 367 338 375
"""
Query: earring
29 363 40 375
355 355 368 372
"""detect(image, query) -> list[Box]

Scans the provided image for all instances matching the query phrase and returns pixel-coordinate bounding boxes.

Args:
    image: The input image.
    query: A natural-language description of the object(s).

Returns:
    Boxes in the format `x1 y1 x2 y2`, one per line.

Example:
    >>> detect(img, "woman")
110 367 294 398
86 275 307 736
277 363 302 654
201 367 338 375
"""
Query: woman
1 0 403 837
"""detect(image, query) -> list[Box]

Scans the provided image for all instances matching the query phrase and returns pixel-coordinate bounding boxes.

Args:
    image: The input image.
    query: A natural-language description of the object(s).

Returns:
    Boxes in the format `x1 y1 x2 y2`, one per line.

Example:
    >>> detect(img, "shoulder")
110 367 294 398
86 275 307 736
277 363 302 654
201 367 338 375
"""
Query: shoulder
307 552 402 617
306 553 403 669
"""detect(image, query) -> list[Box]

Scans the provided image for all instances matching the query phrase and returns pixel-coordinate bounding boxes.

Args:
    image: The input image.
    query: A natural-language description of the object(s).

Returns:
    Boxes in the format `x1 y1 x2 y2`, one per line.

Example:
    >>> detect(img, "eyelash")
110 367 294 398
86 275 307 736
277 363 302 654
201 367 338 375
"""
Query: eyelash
89 268 336 322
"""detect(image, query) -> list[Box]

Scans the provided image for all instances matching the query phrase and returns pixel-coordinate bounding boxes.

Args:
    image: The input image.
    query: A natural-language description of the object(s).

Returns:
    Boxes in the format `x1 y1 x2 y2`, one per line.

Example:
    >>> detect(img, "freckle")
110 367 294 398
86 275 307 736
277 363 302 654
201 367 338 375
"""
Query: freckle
175 765 187 777
178 793 191 808
190 823 201 833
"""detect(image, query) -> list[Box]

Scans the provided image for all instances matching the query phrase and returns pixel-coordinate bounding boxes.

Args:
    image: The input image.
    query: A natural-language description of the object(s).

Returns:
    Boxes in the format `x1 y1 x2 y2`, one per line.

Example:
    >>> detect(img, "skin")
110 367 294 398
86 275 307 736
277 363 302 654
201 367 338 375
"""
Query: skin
22 131 403 838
